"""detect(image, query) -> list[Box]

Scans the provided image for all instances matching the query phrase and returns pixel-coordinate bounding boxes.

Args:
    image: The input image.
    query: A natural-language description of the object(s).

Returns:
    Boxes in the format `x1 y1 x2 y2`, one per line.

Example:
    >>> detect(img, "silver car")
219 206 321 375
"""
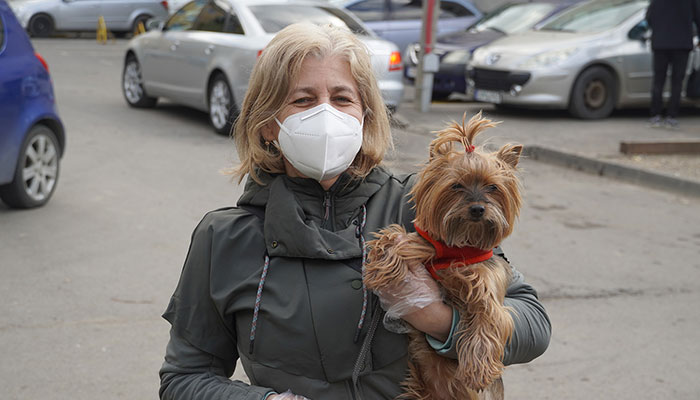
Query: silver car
122 0 405 134
8 0 170 37
466 0 700 119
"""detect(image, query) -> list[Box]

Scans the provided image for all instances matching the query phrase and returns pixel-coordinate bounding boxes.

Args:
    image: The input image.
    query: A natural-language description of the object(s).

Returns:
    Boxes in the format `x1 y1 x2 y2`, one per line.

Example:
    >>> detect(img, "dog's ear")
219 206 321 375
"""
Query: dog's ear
497 144 523 169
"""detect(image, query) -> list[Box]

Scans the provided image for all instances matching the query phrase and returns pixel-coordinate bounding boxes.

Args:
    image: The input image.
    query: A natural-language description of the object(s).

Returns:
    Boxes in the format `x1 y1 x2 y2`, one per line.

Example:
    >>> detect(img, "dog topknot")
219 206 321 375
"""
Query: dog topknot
429 111 501 159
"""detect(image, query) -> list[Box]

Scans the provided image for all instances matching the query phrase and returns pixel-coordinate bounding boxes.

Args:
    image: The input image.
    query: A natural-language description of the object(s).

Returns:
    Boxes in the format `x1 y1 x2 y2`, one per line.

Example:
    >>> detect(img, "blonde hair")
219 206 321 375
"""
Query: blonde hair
231 23 392 183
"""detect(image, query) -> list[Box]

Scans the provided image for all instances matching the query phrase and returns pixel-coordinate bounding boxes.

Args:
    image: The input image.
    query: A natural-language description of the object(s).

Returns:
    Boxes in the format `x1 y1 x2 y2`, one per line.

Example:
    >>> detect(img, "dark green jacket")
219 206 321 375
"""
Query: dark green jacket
159 167 551 400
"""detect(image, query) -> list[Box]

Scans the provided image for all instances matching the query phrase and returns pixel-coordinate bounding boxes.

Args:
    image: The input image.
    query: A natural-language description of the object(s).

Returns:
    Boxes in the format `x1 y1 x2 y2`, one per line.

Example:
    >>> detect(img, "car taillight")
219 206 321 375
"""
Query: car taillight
389 51 402 71
160 1 168 11
35 52 49 73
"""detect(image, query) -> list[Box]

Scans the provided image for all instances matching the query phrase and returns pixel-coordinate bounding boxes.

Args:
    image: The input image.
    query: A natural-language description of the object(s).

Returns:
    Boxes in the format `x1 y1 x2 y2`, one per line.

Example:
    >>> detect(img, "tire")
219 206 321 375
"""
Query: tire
28 14 54 37
431 91 452 101
122 54 157 108
568 66 616 119
0 125 60 209
208 73 238 135
132 14 151 36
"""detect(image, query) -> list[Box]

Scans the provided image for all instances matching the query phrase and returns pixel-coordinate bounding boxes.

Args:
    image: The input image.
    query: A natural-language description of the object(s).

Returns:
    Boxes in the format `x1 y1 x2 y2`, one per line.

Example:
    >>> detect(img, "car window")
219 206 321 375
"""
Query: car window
249 5 369 35
472 3 555 34
192 1 244 34
540 0 647 33
439 1 473 18
389 0 423 21
346 0 386 22
165 0 207 31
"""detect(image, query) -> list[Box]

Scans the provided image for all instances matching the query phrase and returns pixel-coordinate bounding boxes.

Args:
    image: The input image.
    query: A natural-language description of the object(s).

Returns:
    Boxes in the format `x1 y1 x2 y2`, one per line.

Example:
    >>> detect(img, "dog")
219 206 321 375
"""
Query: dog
363 112 523 400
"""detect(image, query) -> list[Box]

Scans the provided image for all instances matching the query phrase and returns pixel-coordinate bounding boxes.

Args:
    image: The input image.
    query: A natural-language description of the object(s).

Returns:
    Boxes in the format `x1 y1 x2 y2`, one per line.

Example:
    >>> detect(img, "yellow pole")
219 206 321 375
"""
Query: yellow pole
96 16 107 44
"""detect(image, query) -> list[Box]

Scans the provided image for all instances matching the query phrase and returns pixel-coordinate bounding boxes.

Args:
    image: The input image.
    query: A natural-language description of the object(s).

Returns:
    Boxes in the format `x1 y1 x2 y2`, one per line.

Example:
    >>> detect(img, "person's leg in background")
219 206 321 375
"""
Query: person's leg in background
664 49 691 129
649 49 671 127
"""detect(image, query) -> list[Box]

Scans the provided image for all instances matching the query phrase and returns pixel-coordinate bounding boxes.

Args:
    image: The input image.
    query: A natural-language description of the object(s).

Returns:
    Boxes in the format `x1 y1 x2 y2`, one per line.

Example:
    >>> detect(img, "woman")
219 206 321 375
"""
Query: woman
159 23 551 400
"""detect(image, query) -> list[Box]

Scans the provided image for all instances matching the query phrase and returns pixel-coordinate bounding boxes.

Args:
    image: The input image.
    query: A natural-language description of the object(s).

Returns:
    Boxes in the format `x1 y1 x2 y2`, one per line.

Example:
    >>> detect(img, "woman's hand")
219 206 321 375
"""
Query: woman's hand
374 260 452 341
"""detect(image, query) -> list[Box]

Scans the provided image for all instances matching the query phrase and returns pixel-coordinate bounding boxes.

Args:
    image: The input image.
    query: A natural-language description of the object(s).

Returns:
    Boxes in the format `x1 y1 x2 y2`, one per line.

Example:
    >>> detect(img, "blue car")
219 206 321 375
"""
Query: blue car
404 0 582 99
0 0 65 208
340 0 483 53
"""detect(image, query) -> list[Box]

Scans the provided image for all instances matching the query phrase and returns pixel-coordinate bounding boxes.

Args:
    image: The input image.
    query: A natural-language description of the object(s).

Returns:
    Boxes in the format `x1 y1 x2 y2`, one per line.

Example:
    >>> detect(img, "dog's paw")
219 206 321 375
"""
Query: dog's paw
363 225 409 290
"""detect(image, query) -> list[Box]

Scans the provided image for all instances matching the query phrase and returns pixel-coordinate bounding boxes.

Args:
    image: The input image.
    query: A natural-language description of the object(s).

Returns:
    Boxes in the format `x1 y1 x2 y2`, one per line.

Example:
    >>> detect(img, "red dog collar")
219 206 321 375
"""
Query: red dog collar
414 224 493 280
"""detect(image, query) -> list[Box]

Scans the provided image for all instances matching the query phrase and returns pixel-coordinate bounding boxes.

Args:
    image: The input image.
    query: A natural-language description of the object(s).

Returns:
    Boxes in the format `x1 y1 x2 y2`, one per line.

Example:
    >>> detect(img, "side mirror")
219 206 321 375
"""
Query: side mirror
146 18 165 31
628 20 650 41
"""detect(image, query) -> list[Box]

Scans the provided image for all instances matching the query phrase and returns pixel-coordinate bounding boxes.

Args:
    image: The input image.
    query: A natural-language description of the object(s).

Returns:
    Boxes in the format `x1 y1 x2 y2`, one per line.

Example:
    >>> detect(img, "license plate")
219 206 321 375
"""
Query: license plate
406 67 416 78
474 89 502 104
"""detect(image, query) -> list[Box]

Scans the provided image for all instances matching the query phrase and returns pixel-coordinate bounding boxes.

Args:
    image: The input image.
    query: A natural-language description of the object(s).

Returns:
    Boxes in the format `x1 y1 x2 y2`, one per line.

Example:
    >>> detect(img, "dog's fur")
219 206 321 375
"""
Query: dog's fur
363 112 523 400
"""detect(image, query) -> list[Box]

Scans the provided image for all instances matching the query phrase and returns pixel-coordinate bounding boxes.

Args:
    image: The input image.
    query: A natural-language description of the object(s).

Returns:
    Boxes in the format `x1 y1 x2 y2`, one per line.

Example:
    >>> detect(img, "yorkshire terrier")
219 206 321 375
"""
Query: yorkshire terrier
363 112 523 400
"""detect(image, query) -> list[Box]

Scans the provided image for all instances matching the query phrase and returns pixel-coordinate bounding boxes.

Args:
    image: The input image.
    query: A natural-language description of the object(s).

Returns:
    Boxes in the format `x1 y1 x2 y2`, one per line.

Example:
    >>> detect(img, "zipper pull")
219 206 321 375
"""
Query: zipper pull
323 192 331 221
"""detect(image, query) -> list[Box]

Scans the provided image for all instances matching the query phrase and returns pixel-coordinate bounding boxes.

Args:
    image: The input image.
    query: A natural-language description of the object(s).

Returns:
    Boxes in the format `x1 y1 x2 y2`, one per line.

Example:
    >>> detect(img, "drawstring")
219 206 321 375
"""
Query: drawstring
248 204 369 353
354 204 368 343
249 252 270 354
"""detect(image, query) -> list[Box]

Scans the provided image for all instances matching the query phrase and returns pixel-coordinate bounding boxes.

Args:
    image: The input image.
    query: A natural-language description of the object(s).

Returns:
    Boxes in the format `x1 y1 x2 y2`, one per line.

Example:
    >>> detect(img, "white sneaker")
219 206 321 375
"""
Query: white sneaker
647 115 663 128
664 117 680 130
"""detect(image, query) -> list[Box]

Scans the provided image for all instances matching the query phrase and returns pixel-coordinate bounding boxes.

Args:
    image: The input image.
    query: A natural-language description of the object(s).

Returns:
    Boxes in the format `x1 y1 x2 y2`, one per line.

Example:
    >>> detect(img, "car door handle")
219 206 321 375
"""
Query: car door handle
170 41 180 51
205 45 214 55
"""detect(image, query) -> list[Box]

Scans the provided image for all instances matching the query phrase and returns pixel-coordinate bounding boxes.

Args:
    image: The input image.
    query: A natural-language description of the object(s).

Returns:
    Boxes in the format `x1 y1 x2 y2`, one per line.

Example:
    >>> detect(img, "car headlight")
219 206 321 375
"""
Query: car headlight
442 50 471 65
519 47 579 69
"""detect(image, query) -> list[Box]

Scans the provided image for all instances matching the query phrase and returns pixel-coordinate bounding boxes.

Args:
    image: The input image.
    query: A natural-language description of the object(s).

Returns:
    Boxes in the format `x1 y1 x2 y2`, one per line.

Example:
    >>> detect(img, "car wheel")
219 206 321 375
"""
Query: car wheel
569 66 616 119
132 14 151 36
208 73 237 135
0 125 60 209
122 55 157 108
29 14 54 37
432 91 452 101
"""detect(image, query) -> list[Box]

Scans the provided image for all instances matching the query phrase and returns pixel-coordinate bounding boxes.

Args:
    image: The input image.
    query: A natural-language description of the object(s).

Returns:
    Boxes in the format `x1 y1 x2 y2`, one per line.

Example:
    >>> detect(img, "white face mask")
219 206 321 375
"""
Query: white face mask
275 103 363 182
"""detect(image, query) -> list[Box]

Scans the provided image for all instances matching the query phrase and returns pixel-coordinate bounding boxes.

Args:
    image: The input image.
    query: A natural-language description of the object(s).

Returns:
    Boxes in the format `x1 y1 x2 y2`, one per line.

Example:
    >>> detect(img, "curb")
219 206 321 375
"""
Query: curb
523 146 700 198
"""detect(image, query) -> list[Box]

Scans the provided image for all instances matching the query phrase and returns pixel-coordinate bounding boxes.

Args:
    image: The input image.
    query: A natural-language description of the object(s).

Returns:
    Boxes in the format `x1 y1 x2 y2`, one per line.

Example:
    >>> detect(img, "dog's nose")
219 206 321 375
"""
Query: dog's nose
469 205 485 219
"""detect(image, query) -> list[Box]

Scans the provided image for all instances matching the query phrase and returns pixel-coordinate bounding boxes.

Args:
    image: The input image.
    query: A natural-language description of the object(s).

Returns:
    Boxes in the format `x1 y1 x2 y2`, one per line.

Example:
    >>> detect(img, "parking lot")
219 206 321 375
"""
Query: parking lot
1 38 700 399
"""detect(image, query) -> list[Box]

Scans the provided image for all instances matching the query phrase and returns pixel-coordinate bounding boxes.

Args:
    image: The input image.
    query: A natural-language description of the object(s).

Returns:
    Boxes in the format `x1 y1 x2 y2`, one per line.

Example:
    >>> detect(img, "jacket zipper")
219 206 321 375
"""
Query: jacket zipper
322 192 336 231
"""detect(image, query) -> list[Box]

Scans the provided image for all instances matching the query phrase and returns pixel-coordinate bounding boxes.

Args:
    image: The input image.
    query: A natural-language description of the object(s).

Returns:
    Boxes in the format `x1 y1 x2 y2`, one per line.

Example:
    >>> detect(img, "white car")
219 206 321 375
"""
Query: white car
167 0 190 14
122 0 405 134
466 0 700 119
8 0 170 37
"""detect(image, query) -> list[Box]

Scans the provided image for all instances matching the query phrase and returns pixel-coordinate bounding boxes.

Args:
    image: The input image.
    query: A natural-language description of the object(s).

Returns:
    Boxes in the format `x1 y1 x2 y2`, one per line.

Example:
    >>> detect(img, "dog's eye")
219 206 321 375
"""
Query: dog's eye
485 184 498 192
451 183 464 191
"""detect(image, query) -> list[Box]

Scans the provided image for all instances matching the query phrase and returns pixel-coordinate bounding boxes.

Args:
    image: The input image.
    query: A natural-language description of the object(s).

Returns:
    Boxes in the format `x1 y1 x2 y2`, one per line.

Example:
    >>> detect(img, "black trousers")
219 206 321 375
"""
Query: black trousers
650 49 690 118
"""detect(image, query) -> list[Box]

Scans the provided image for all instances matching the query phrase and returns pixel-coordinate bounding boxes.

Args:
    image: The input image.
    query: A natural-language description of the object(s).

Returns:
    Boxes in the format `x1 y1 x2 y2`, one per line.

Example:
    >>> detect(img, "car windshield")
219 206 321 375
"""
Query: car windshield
249 5 369 35
539 0 647 33
472 3 557 35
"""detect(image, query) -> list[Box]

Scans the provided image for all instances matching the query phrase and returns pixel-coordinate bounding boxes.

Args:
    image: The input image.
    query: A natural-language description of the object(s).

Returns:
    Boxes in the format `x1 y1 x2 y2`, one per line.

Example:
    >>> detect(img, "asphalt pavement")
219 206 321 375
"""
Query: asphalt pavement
1 38 699 400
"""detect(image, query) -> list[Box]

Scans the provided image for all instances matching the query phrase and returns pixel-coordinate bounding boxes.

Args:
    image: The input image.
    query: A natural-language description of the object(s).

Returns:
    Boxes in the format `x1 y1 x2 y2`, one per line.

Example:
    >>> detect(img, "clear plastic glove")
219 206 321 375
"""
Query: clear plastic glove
374 260 443 334
268 390 310 400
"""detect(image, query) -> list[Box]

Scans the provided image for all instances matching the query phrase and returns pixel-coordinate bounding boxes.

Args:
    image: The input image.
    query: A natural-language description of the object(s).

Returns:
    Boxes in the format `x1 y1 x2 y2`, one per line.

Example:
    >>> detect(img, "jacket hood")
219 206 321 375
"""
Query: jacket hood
237 168 391 260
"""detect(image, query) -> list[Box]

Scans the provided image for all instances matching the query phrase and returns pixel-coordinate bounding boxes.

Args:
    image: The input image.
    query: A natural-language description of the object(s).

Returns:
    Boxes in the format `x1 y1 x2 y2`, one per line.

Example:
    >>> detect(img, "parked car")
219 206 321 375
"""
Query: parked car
122 0 404 134
466 0 700 119
404 0 582 99
167 0 191 14
338 0 482 53
0 0 65 208
7 0 169 37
